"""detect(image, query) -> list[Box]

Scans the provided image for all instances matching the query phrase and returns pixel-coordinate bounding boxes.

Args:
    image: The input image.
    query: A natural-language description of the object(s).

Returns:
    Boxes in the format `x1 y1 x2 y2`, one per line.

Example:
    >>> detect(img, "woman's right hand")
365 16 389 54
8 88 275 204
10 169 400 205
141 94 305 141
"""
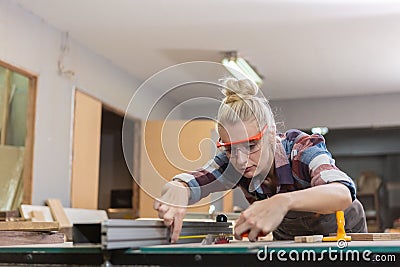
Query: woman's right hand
153 180 189 243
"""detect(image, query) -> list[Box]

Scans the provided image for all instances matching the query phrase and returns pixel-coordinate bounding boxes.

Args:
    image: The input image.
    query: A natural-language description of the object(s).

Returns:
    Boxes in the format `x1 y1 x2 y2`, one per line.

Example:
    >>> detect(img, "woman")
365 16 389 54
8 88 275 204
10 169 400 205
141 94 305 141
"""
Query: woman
154 78 367 243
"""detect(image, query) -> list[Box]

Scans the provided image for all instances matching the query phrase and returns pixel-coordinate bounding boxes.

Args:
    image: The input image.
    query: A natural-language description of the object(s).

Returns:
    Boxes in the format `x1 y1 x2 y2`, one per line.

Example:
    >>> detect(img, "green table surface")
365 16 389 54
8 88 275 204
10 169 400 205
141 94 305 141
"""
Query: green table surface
137 240 400 254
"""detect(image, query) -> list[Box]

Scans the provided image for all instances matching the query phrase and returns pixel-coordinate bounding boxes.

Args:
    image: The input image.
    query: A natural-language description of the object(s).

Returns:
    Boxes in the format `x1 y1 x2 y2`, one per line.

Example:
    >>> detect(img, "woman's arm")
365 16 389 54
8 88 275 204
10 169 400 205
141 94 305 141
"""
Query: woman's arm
153 153 236 243
283 182 352 214
234 182 352 241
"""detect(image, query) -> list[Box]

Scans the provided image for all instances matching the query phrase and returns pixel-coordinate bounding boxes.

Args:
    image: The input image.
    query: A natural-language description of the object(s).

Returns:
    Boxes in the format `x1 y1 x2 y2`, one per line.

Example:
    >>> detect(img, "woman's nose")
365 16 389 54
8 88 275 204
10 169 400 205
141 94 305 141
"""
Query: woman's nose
235 149 248 164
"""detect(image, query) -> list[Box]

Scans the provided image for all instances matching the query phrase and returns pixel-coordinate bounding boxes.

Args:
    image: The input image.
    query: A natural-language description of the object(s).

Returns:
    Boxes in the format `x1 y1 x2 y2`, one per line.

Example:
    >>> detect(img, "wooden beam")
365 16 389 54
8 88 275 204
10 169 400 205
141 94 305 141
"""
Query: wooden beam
132 119 141 219
348 233 400 241
0 231 64 246
0 221 59 231
22 76 37 205
46 198 73 241
294 235 323 243
46 199 72 228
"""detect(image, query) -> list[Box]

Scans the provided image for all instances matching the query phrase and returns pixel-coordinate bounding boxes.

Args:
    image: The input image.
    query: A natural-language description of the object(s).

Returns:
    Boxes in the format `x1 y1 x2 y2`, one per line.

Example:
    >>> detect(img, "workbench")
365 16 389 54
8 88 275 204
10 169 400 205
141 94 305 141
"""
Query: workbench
0 240 399 266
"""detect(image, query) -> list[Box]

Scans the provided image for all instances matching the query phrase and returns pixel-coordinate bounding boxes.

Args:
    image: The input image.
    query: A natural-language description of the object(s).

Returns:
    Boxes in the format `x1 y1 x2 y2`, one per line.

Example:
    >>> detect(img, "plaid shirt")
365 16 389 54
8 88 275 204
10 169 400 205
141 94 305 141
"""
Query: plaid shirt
174 129 356 205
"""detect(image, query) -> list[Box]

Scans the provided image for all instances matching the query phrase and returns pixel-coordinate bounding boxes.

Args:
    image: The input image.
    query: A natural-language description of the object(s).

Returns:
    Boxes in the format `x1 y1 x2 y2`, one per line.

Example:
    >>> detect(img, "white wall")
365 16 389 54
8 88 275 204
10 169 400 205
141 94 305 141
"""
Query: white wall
271 93 400 130
0 1 176 206
179 93 400 131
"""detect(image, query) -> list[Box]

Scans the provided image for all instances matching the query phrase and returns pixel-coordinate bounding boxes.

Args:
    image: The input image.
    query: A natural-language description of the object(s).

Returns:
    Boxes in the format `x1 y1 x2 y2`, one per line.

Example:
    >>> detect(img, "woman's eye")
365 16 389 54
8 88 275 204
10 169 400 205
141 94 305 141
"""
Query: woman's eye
248 143 257 151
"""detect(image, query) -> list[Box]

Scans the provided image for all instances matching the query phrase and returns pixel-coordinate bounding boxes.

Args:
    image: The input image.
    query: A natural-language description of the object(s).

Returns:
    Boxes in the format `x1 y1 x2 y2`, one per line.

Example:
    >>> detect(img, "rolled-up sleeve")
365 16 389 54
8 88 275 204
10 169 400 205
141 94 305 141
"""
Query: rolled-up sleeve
173 153 240 205
292 133 356 201
308 153 356 201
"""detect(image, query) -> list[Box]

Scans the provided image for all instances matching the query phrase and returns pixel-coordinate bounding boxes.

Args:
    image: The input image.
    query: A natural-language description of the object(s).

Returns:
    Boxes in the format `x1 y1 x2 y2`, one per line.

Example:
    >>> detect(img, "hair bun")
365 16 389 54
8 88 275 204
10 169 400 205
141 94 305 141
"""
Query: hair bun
221 78 259 104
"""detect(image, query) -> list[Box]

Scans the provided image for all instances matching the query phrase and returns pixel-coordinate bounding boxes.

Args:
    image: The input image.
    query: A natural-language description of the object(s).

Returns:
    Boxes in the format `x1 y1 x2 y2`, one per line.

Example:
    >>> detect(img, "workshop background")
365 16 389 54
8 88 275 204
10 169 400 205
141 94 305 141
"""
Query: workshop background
0 0 400 233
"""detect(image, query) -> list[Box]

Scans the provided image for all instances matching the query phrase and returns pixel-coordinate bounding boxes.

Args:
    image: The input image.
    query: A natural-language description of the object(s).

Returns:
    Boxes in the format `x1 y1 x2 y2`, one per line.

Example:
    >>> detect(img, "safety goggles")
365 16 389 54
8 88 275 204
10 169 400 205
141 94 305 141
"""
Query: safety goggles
216 125 267 157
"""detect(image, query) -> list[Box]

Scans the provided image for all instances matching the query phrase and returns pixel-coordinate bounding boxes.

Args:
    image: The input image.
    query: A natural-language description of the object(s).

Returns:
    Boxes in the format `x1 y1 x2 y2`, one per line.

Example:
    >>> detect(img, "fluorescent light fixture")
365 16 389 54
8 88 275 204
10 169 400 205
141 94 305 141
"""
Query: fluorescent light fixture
221 51 263 86
311 127 329 135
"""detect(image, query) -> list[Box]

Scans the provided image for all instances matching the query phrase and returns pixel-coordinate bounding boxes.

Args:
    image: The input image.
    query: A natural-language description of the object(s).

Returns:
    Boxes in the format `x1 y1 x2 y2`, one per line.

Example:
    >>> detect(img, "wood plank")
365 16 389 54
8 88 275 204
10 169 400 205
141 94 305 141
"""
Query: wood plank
294 235 323 243
348 233 400 241
46 199 73 241
0 231 64 246
131 117 141 218
0 221 59 231
22 76 37 205
46 199 72 228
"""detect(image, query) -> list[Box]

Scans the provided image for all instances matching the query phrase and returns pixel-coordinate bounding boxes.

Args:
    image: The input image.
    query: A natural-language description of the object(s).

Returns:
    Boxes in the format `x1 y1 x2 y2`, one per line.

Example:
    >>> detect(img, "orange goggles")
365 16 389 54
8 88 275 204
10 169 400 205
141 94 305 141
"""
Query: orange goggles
216 125 268 148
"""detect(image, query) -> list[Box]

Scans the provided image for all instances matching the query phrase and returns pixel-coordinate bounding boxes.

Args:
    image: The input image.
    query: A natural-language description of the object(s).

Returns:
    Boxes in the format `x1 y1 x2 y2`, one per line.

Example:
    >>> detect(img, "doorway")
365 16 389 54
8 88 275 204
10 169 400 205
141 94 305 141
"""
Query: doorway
98 107 140 218
71 90 140 217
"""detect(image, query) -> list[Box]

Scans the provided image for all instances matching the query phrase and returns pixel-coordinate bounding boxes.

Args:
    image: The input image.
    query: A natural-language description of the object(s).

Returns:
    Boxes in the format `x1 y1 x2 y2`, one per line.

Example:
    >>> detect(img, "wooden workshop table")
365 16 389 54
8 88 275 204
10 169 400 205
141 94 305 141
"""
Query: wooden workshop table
0 240 398 266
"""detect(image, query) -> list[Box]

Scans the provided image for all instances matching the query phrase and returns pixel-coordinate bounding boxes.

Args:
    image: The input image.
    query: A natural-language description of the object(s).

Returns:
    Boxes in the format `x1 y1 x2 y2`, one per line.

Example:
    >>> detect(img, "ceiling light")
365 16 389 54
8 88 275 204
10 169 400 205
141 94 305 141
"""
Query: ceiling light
311 127 329 135
221 51 263 86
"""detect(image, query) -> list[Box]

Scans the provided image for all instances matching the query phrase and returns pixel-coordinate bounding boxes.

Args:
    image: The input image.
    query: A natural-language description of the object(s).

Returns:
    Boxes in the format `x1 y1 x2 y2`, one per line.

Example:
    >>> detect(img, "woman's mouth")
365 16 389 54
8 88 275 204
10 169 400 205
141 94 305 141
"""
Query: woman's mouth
244 166 253 172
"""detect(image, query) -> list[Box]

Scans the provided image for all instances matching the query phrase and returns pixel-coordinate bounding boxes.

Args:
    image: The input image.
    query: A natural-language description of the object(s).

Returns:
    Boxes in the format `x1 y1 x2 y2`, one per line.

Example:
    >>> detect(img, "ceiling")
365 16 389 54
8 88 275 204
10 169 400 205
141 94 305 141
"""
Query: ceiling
13 0 400 101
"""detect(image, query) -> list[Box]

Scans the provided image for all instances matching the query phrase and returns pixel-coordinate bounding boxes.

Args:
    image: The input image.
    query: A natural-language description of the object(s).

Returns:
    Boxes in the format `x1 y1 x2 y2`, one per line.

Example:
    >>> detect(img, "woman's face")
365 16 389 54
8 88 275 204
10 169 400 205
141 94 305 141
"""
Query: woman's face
218 120 273 179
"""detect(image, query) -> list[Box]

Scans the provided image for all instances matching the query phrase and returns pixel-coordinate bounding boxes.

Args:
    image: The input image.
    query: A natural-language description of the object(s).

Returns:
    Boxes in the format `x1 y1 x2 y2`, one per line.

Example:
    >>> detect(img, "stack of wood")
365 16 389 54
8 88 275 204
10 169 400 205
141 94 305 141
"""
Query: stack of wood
0 221 64 246
0 199 70 246
0 198 109 246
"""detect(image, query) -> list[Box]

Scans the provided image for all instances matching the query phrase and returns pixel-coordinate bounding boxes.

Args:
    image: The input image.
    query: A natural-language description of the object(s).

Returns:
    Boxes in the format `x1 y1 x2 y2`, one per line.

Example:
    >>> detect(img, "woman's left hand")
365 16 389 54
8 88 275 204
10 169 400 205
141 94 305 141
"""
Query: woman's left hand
234 194 289 242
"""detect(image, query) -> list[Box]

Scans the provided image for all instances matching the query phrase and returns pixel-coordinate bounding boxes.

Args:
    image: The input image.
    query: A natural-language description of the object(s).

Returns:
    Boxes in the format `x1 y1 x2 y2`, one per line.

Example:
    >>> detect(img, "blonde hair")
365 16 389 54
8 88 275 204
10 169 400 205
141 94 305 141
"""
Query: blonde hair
217 78 276 135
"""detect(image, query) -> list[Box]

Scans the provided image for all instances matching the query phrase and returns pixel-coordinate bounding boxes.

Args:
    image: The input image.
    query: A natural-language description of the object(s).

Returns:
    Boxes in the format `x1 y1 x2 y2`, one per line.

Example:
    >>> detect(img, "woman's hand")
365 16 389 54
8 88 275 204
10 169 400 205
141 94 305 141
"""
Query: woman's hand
153 180 189 243
234 194 289 242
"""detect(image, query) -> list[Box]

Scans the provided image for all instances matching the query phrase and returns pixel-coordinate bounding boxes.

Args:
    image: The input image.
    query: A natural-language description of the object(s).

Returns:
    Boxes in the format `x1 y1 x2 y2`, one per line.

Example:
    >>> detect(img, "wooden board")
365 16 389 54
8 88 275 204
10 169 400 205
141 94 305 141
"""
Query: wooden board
348 233 400 241
46 199 72 228
0 231 64 246
0 221 59 231
46 199 76 241
294 235 323 243
20 205 108 224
